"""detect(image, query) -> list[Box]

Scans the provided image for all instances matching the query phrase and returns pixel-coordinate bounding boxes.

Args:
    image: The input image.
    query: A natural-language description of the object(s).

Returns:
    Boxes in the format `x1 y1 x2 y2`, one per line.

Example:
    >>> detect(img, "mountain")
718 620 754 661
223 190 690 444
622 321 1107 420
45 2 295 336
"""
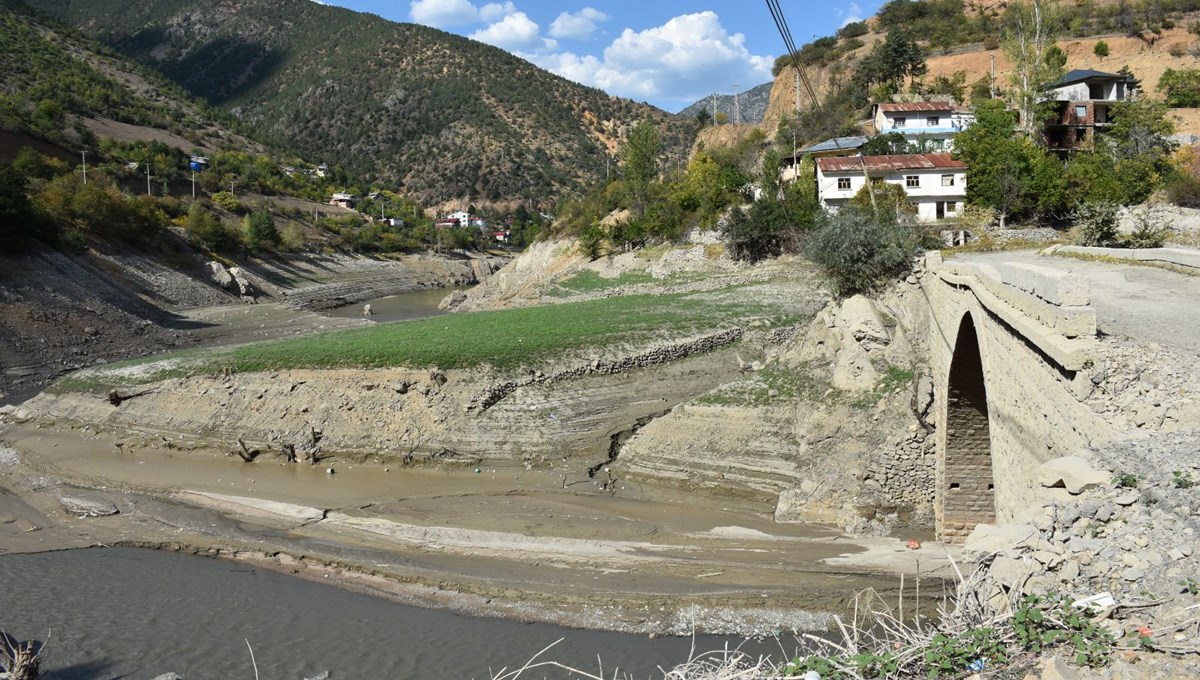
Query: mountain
0 0 264 159
677 82 774 125
23 0 695 208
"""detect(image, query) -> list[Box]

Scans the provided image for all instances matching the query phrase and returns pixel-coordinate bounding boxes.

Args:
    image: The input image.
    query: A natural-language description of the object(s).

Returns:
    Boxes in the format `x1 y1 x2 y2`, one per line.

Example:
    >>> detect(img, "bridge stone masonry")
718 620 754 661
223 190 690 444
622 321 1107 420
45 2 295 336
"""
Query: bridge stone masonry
899 251 1116 543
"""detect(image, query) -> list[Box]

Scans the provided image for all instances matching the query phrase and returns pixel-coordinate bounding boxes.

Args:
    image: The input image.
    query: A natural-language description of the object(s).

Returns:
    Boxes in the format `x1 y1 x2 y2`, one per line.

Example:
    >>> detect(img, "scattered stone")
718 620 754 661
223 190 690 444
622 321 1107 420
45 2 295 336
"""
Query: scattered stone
1038 456 1108 494
151 674 184 680
1115 492 1140 507
1040 655 1085 680
963 523 1040 560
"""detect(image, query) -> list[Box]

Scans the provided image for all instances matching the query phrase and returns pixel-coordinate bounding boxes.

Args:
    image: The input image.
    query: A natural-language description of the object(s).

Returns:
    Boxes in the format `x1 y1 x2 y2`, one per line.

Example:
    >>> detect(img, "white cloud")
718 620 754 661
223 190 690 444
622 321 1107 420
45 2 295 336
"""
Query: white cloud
409 0 481 28
839 3 864 27
548 8 609 40
471 11 557 52
524 11 773 110
479 1 515 22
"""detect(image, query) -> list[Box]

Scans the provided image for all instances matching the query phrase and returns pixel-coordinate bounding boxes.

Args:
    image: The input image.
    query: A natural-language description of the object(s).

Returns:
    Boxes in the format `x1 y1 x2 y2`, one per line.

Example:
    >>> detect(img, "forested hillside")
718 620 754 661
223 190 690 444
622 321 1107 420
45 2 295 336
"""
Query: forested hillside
25 0 695 208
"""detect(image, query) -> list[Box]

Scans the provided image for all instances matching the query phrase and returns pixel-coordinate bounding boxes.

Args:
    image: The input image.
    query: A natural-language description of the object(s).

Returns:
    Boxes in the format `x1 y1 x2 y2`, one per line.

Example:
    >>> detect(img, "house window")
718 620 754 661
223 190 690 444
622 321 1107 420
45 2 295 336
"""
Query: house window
1075 105 1087 119
946 201 957 213
906 175 920 188
927 116 940 127
1088 83 1105 100
837 177 851 190
894 116 906 128
941 174 955 187
1075 128 1087 142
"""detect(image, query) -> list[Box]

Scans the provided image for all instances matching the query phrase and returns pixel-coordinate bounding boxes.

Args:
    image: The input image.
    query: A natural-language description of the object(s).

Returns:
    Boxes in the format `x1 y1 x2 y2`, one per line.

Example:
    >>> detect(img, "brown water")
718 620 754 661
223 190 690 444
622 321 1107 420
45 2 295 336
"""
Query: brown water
0 548 787 680
326 287 467 323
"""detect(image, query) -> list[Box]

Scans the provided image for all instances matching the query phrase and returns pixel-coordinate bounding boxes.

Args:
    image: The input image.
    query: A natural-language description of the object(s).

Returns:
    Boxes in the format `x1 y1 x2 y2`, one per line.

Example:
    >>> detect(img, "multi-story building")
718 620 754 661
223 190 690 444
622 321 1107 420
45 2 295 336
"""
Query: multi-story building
1042 69 1140 152
872 101 975 152
815 153 967 223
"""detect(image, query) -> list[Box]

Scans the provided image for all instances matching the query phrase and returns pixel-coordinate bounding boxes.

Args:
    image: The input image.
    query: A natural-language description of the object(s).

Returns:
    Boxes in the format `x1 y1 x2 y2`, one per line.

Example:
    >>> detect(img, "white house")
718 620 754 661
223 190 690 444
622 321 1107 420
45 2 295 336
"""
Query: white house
329 192 355 208
816 153 967 223
872 102 974 152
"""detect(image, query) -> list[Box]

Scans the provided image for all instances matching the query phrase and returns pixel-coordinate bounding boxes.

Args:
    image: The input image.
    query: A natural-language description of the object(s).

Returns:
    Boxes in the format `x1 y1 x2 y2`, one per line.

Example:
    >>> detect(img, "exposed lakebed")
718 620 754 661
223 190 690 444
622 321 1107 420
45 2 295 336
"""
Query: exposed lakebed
0 548 784 680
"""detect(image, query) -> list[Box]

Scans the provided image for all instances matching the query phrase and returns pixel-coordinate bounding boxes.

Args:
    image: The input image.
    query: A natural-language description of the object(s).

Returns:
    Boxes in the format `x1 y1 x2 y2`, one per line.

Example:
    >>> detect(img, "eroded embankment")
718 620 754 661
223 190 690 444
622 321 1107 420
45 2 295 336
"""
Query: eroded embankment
26 329 751 465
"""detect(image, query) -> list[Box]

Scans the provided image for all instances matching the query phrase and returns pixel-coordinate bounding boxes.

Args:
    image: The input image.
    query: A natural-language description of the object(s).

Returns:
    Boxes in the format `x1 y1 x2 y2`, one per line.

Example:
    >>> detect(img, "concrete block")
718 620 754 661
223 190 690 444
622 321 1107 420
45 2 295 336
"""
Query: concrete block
925 250 943 268
998 262 1091 306
1038 456 1108 494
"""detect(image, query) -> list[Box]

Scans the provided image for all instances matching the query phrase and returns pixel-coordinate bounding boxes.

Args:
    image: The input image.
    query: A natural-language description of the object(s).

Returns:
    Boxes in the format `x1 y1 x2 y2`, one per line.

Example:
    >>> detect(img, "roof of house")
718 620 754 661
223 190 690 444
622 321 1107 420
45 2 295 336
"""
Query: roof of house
876 102 960 113
817 153 966 174
799 136 868 155
1049 69 1139 88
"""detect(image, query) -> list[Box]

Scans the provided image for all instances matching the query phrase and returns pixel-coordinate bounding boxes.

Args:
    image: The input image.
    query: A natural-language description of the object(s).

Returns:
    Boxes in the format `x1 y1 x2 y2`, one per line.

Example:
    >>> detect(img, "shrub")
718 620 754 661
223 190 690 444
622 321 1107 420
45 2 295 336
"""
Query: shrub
1166 172 1200 207
211 190 242 212
1094 40 1110 57
186 201 238 252
805 206 918 295
1125 205 1171 248
1072 201 1119 246
838 21 869 39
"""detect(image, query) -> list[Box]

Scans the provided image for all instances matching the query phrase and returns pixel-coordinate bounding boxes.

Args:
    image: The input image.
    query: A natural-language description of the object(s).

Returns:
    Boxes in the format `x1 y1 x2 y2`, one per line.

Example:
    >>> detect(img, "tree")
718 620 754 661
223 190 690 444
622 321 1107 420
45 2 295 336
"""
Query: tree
850 182 917 221
0 164 43 251
954 99 1045 226
805 205 918 296
1158 68 1200 107
186 201 237 252
1043 44 1068 72
861 132 910 156
1002 0 1062 137
1106 98 1176 160
853 29 928 96
243 207 280 251
694 109 712 127
621 119 660 217
1094 40 1110 57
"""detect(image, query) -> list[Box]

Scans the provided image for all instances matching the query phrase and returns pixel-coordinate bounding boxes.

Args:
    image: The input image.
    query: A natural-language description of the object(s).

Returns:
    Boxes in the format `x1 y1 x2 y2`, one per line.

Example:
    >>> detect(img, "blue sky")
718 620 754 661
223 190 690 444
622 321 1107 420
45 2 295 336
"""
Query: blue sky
316 1 885 112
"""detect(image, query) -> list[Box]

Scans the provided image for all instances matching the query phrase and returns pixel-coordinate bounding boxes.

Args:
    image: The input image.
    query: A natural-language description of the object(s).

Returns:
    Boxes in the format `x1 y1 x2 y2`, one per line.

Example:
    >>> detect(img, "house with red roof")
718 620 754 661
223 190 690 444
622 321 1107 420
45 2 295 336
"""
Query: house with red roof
816 153 967 223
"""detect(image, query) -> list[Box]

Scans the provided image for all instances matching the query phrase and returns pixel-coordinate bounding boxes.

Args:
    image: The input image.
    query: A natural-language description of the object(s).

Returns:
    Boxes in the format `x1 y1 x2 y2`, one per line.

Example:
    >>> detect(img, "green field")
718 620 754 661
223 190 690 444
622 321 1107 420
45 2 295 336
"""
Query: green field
53 288 808 393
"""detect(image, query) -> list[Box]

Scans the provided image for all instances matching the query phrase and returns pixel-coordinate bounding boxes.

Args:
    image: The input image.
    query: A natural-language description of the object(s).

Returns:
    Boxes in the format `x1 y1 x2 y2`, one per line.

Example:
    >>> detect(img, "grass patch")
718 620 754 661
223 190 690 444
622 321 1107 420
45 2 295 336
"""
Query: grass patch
546 270 658 296
696 363 830 407
851 365 915 409
53 291 806 393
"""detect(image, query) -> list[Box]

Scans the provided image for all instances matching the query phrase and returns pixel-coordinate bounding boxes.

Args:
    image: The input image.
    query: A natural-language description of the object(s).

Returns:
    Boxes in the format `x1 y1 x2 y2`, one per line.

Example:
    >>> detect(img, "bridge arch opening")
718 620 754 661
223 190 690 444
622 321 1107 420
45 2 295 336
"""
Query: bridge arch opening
939 313 997 543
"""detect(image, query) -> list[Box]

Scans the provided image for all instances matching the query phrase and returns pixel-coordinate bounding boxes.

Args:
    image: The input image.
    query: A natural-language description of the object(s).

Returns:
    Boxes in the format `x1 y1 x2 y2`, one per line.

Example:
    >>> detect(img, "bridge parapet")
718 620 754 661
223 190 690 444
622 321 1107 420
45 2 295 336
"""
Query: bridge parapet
934 260 1098 371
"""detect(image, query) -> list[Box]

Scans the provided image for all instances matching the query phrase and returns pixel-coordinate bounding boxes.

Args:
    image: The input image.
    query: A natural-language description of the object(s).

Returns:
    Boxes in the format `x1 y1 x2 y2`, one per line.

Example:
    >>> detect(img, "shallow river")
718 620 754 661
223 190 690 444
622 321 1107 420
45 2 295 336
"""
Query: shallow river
0 548 785 680
326 287 467 323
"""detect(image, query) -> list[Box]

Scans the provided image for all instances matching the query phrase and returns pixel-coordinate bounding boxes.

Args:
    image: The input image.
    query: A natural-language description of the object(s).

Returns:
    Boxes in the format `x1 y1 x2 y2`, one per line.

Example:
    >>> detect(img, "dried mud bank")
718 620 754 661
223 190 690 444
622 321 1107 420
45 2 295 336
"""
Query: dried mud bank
0 244 506 397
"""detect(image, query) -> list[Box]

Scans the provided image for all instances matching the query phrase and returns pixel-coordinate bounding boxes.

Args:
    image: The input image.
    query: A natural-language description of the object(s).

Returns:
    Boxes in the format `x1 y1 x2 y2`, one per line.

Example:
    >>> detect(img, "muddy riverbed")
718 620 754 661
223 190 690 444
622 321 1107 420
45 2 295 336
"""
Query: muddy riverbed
1 547 789 680
326 287 467 322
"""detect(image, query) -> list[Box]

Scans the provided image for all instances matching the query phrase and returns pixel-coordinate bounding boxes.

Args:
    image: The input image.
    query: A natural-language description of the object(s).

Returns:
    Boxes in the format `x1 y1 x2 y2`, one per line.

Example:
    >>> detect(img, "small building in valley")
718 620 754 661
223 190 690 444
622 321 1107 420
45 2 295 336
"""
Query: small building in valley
872 102 974 152
781 135 867 183
329 192 356 208
816 153 967 223
1042 69 1140 152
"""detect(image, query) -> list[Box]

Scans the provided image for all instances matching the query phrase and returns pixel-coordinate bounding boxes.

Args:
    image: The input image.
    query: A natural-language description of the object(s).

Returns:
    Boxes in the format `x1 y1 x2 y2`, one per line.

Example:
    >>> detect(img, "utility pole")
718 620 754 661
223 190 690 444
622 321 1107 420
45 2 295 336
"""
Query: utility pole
192 171 196 200
711 93 717 122
990 54 997 99
795 70 801 115
146 164 152 195
81 151 87 185
733 83 741 125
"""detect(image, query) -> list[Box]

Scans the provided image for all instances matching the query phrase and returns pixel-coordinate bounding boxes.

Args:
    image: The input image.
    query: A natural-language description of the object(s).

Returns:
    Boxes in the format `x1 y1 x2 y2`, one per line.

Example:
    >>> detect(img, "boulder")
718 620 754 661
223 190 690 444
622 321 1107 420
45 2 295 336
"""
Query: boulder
438 289 468 311
1038 456 1108 494
227 267 255 297
840 295 889 347
206 261 234 288
59 494 119 517
962 523 1041 560
151 674 184 680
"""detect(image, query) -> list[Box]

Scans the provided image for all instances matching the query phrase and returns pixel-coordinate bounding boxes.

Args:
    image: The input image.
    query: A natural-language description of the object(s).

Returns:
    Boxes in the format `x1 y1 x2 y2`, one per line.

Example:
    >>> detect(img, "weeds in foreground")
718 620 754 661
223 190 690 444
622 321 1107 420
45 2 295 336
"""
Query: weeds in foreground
496 555 1173 680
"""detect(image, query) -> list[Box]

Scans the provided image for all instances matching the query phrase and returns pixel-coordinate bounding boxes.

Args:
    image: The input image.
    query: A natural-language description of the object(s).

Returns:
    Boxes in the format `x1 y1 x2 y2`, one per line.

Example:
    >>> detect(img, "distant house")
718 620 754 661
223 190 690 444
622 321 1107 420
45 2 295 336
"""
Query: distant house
781 136 867 183
434 220 458 229
445 210 472 223
1042 69 1140 152
329 192 355 208
382 218 405 227
872 102 974 152
816 153 967 223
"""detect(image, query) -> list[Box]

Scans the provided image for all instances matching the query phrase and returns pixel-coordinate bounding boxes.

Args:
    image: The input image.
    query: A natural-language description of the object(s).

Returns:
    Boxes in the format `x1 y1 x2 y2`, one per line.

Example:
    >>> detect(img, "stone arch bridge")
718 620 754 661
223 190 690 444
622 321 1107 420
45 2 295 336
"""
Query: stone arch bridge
909 252 1114 543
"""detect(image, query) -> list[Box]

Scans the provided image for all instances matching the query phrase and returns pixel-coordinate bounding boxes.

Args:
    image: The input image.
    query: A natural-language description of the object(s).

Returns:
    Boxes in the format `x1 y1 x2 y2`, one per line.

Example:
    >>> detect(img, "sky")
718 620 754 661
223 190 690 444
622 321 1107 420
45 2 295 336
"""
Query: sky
315 1 886 112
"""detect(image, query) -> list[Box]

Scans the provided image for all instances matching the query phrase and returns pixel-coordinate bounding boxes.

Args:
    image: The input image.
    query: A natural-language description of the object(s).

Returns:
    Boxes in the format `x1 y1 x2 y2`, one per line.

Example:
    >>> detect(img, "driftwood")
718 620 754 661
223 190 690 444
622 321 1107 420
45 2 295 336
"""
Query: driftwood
1 630 45 680
233 437 260 462
106 388 156 406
